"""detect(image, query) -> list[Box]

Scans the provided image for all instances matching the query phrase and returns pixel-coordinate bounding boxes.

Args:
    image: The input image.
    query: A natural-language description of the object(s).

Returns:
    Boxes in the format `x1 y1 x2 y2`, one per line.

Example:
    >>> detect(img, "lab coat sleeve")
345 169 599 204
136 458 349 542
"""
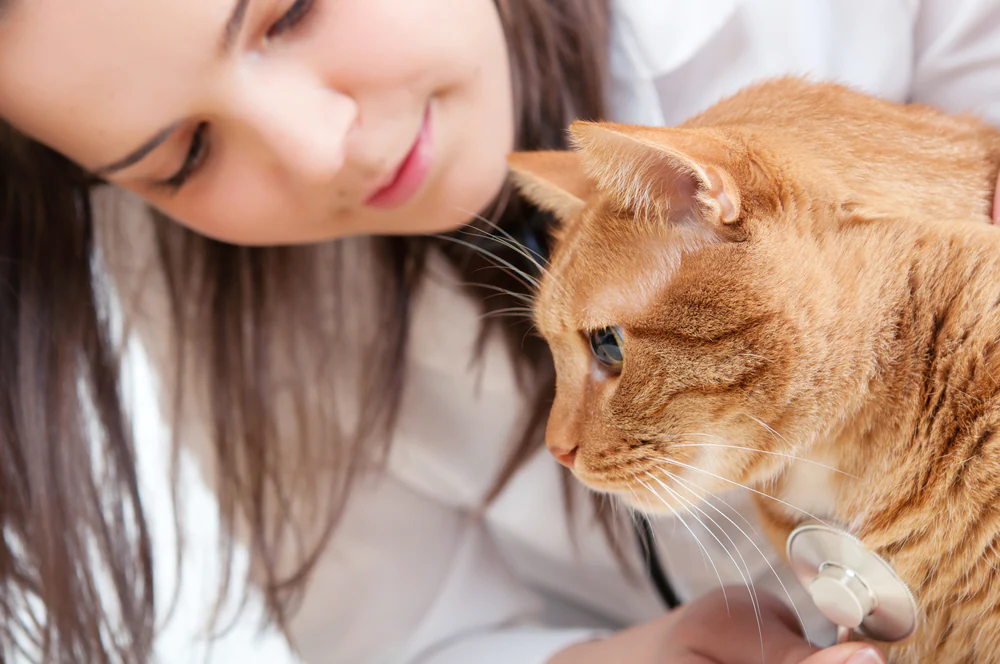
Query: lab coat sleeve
909 0 1000 125
286 472 606 664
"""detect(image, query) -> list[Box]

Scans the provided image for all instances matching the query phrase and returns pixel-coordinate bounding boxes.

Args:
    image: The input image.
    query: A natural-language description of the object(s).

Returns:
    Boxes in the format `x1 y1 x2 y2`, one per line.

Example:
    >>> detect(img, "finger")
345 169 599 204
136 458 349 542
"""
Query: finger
799 643 885 664
676 592 820 664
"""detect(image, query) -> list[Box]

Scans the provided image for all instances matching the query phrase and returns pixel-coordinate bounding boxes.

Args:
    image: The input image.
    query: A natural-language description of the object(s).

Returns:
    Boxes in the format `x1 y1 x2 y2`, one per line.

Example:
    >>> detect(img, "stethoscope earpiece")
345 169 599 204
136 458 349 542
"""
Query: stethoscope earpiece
786 524 919 643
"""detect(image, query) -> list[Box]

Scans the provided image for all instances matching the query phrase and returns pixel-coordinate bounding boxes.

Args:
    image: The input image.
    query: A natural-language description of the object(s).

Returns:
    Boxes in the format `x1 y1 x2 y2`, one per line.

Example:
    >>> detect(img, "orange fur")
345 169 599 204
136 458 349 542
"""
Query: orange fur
510 77 1000 663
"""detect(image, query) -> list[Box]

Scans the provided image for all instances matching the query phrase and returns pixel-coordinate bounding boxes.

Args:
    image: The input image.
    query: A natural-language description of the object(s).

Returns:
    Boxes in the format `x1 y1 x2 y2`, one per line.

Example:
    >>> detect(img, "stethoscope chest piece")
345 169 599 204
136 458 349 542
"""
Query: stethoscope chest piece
786 524 919 643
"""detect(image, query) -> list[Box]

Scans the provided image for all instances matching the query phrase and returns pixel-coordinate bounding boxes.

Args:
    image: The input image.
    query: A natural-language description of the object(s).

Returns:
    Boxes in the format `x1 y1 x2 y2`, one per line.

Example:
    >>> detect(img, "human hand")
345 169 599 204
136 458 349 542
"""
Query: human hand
548 588 886 664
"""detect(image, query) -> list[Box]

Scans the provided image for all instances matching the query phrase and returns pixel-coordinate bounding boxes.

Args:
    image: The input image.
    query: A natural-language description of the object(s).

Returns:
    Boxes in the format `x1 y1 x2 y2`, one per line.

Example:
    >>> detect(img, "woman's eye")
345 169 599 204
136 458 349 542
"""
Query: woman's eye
588 326 625 373
157 122 211 192
268 0 316 38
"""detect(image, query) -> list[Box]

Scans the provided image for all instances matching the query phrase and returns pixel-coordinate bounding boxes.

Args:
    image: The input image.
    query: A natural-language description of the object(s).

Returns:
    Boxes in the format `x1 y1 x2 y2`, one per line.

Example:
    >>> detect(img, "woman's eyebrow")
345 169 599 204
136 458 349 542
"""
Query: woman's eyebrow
93 0 253 176
220 0 252 54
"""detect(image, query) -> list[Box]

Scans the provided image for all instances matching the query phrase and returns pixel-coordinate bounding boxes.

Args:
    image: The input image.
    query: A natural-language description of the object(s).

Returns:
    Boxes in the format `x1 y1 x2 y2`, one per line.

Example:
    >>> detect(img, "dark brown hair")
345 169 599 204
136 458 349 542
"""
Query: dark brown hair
0 1 610 662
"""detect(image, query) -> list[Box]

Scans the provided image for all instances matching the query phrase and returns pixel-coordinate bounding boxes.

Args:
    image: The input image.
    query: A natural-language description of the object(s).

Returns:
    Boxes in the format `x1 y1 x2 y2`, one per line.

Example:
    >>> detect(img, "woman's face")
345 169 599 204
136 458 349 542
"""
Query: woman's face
0 0 515 244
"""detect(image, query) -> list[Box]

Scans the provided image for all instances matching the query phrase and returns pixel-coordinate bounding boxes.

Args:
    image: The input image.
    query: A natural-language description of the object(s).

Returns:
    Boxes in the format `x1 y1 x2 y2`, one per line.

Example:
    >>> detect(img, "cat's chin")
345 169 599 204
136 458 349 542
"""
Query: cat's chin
574 472 710 517
571 474 633 495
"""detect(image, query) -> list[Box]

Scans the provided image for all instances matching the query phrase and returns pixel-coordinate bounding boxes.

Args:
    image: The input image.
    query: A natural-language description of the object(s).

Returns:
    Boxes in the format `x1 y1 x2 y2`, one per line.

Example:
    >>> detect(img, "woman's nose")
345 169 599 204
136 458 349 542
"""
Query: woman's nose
235 61 359 184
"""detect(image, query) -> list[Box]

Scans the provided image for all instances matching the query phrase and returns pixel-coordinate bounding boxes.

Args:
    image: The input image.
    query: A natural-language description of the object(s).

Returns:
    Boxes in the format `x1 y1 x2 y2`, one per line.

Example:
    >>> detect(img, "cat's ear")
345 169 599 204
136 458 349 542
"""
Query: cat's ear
569 121 741 225
507 151 595 222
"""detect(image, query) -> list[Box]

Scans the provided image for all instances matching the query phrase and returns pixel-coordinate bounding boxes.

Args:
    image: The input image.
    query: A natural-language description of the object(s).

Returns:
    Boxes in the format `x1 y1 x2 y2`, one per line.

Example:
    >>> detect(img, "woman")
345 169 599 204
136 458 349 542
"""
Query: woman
1 1 998 663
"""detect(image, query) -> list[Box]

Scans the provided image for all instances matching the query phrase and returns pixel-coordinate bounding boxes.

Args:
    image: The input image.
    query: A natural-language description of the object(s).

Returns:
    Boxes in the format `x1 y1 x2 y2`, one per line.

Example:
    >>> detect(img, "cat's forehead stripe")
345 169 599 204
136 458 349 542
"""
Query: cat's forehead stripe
581 253 677 330
571 226 723 331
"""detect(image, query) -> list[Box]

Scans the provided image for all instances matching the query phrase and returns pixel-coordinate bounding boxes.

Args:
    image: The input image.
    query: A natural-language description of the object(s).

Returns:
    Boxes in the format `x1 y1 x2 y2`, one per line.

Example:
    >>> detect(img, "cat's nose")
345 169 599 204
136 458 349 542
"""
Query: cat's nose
550 445 578 469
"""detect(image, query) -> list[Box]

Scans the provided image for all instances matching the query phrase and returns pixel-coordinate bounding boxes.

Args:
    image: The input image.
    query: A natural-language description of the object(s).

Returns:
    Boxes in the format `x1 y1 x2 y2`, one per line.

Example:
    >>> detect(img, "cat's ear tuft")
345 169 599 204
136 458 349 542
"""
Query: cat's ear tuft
507 151 595 222
569 121 741 226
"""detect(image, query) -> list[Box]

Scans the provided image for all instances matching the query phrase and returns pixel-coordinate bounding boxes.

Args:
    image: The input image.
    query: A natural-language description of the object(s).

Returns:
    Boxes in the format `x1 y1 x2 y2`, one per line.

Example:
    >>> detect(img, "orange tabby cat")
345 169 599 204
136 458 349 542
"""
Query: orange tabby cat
508 77 1000 663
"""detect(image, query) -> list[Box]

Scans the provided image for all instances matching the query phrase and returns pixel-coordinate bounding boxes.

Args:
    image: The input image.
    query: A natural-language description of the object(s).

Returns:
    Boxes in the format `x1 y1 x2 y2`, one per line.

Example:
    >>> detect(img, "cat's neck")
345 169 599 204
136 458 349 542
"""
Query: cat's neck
785 218 1000 535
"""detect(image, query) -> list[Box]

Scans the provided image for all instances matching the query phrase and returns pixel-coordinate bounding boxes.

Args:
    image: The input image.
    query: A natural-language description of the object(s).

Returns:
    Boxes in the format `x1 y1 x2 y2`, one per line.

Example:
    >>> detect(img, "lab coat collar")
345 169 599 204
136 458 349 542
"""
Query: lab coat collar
608 0 741 125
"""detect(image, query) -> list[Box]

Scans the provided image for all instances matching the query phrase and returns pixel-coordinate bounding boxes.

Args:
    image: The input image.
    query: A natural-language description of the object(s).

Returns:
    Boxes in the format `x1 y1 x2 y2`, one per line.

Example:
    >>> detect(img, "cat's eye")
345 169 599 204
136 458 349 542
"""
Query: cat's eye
588 326 625 372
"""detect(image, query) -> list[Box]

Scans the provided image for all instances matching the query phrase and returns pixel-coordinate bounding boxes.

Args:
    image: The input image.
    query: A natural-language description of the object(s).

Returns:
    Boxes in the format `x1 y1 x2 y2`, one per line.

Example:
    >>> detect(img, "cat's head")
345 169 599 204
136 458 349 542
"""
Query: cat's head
509 118 869 513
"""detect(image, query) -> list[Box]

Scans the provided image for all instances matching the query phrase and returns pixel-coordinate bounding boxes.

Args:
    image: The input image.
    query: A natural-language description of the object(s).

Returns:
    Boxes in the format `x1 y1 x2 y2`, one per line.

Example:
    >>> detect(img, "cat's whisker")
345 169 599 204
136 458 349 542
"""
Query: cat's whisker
477 213 550 267
626 482 653 519
628 486 649 519
644 455 832 527
634 476 728 608
646 430 856 479
647 475 768 664
470 215 570 296
625 486 655 559
519 324 541 347
453 210 568 296
626 485 691 571
458 224 549 277
625 488 653 547
653 467 765 540
627 483 662 538
464 281 537 304
460 230 547 280
481 306 535 317
482 292 534 306
663 441 858 479
432 234 540 291
744 414 795 451
661 467 810 640
645 472 763 617
455 207 550 270
453 208 577 302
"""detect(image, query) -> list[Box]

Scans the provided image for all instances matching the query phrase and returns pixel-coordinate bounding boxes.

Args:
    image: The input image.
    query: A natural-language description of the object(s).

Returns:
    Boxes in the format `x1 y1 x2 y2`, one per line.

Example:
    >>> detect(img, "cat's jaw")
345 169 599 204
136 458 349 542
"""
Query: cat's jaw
773 455 842 526
766 437 883 542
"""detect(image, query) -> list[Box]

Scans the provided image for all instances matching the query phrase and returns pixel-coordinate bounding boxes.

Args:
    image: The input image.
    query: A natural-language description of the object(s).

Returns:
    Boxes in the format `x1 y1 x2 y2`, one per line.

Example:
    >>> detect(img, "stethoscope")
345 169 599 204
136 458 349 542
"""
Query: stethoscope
634 516 920 645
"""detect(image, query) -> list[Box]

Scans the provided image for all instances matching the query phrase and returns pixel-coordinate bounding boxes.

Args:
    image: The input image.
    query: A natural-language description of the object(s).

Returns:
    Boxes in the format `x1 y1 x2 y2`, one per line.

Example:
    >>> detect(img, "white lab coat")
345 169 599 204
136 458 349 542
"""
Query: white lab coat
104 1 1000 663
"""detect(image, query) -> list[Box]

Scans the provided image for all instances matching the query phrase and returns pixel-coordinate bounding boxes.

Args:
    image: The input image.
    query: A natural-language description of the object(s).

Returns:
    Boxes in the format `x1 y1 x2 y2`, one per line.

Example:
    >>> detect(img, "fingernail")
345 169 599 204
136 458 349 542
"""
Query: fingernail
846 648 883 664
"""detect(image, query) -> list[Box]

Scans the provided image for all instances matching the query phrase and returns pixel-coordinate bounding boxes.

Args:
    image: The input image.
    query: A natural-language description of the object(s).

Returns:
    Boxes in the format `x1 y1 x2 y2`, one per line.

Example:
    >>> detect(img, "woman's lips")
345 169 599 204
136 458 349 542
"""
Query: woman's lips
364 106 434 210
